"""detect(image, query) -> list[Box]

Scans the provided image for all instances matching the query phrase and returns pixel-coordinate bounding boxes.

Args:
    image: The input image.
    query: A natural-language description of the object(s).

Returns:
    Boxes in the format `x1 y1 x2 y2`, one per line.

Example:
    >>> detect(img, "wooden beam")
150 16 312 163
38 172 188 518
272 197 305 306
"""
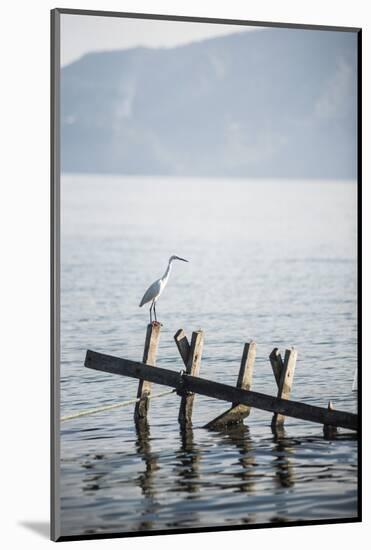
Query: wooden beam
205 341 256 430
134 322 161 422
271 348 297 427
177 331 204 426
85 350 358 431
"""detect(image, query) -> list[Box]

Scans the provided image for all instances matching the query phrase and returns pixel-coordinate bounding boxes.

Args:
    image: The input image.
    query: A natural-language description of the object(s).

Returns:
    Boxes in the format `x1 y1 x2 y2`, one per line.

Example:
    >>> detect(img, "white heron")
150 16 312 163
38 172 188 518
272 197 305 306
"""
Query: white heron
139 255 188 323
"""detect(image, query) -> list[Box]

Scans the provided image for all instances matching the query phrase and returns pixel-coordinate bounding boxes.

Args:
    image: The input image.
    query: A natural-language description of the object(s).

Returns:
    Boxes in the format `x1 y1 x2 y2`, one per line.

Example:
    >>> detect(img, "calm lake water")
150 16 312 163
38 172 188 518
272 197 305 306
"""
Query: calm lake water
60 174 358 537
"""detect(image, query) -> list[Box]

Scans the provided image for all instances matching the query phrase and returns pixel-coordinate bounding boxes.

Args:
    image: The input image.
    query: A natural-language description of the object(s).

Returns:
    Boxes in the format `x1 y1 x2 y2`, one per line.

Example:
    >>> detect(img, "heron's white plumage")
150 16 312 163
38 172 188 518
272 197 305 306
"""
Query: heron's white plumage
139 279 162 307
139 255 188 321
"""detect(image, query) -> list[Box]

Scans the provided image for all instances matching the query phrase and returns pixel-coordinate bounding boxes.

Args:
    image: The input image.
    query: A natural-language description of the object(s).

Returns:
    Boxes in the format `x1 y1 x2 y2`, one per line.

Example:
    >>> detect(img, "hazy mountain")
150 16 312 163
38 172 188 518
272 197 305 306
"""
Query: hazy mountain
61 27 357 178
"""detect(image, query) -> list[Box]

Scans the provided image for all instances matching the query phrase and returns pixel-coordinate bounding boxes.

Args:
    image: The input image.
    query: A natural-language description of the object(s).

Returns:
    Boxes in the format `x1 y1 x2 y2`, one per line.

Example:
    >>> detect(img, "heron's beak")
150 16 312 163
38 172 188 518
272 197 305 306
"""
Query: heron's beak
176 256 188 262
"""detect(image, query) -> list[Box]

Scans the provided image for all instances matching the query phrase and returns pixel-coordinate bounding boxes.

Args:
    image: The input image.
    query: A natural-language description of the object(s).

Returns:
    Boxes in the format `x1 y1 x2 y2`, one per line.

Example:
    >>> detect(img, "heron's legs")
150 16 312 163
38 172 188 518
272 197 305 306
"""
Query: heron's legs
153 301 157 322
149 301 153 324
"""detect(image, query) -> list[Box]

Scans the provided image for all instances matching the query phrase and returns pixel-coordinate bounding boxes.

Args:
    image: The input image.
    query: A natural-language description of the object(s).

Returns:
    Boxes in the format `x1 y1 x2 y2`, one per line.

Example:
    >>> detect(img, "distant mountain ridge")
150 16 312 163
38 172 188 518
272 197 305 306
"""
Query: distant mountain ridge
61 28 357 178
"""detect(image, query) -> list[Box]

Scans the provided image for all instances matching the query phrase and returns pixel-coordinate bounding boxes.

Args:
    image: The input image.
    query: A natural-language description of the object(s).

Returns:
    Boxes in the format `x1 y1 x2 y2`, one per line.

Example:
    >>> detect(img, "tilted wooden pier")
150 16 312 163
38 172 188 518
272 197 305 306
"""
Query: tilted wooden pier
84 323 358 433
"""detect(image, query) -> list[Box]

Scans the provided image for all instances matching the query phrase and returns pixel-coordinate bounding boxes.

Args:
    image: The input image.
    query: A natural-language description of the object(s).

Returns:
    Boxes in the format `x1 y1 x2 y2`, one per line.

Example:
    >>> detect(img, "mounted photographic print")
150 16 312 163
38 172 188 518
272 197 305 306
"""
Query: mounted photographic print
51 8 361 542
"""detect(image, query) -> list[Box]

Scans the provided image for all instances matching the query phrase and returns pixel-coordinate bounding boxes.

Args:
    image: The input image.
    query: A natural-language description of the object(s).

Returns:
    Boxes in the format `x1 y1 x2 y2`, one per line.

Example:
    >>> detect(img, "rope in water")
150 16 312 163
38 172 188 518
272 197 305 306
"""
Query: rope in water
60 388 175 422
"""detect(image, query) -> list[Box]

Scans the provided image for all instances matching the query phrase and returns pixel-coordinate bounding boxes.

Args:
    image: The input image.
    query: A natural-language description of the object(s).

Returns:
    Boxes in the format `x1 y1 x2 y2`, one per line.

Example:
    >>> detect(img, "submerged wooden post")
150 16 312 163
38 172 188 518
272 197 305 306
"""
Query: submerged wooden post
205 341 256 430
323 401 338 439
175 330 204 427
134 322 161 422
270 347 297 428
233 342 256 406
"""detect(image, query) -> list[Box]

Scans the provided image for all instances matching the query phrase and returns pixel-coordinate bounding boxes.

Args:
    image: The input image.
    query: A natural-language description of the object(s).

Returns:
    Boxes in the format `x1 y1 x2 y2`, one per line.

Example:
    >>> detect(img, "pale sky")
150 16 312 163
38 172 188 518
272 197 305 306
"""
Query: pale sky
61 13 262 66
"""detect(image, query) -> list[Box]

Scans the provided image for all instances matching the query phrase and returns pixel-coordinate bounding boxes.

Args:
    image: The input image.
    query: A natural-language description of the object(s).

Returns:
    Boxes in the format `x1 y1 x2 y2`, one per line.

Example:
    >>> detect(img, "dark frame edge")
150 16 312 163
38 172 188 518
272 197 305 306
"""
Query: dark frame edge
356 28 362 522
56 517 361 543
54 7 360 33
51 7 61 543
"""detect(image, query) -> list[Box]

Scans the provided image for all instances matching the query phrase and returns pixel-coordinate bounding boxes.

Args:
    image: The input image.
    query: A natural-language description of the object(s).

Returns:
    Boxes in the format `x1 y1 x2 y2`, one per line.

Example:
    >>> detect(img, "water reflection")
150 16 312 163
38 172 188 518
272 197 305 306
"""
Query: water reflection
81 453 107 494
135 419 159 531
268 427 295 523
271 427 295 489
82 469 106 493
71 420 357 536
222 424 256 493
174 425 201 497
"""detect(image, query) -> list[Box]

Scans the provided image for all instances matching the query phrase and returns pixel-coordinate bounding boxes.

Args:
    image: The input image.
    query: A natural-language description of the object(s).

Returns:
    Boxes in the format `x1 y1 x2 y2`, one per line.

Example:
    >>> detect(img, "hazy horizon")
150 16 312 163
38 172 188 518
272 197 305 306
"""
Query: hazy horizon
61 14 262 66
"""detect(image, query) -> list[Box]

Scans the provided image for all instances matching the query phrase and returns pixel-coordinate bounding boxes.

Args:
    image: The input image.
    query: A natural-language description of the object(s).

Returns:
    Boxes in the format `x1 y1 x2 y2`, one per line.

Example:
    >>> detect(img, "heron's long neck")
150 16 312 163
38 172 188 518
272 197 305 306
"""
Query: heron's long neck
162 260 172 282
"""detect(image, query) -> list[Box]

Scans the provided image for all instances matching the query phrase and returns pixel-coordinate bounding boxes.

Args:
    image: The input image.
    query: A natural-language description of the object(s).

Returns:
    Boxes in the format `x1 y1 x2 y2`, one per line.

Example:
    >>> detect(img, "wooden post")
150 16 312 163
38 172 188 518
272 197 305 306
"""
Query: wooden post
323 401 338 439
205 341 256 429
176 330 204 427
233 342 256 405
269 348 284 386
271 347 297 428
134 322 161 422
174 329 191 366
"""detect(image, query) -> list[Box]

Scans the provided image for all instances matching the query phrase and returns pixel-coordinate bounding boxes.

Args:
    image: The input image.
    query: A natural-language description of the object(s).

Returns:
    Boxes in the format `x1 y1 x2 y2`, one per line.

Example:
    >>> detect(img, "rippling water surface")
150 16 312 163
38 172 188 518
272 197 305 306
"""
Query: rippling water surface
60 175 358 536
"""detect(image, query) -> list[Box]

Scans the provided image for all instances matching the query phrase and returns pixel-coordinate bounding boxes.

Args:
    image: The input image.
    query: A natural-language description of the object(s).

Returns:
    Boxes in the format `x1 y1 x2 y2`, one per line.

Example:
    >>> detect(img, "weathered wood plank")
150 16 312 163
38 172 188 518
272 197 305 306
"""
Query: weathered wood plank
185 374 357 431
174 329 190 366
86 350 180 386
279 349 297 400
178 331 204 426
233 341 256 406
85 350 358 431
272 348 297 427
269 348 284 386
134 322 161 422
206 341 256 429
205 404 251 430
